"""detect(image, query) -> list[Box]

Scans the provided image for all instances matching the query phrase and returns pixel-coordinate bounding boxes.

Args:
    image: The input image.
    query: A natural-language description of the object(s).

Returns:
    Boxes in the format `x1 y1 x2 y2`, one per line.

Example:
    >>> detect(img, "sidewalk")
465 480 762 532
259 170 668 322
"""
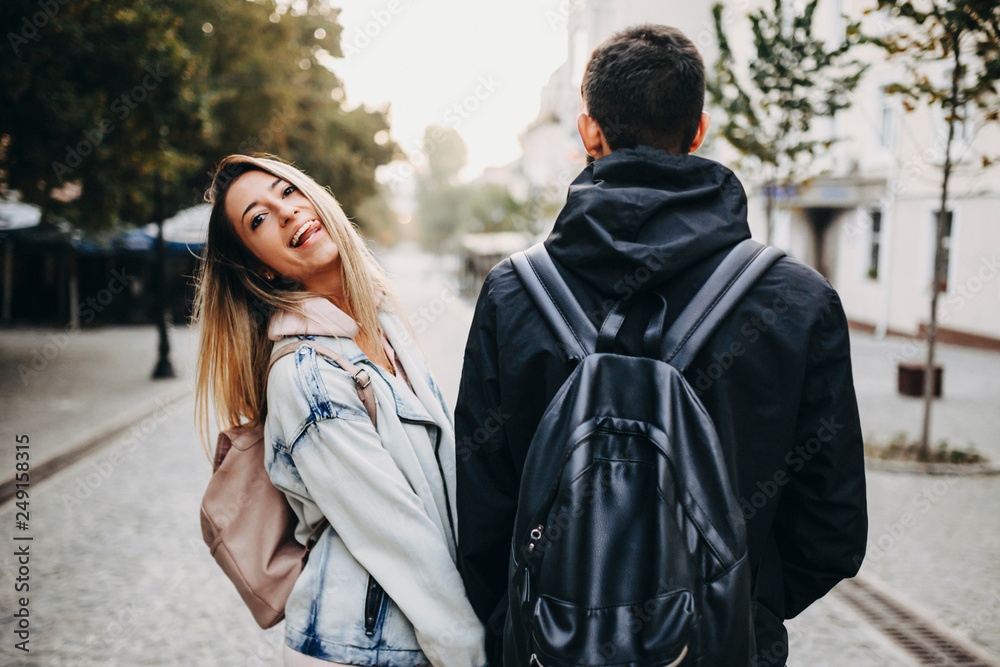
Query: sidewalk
0 323 199 467
0 243 997 665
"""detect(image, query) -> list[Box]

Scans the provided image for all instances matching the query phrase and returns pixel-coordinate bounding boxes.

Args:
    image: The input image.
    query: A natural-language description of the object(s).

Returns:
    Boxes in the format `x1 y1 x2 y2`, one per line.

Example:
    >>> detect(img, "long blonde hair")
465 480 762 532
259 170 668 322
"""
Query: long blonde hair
192 154 400 453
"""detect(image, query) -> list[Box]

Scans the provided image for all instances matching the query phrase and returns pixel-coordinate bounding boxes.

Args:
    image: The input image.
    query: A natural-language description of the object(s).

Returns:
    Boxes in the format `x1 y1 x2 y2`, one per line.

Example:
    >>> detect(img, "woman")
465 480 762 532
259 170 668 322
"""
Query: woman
193 154 486 667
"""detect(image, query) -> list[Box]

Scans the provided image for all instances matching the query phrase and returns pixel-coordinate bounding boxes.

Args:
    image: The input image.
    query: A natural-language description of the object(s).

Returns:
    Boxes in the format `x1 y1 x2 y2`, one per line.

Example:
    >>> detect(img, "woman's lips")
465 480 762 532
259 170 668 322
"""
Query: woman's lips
290 220 322 248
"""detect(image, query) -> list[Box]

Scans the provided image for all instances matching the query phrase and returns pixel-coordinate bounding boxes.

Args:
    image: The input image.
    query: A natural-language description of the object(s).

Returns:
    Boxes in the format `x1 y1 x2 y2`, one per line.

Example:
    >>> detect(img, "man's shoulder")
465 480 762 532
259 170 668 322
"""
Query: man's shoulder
480 256 526 304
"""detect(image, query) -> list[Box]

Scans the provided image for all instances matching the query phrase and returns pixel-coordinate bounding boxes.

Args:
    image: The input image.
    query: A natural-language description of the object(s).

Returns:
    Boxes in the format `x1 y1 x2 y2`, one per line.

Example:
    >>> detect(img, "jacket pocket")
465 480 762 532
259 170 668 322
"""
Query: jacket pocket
364 574 385 637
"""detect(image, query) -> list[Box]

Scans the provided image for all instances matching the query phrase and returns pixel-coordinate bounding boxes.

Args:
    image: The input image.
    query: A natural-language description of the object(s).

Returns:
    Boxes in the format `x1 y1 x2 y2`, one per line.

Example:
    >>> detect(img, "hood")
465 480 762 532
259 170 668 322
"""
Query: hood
268 297 359 340
545 146 751 295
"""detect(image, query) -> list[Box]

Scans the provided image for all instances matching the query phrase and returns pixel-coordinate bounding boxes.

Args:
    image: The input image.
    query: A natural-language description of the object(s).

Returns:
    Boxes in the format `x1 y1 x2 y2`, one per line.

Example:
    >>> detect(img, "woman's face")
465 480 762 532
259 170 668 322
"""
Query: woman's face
226 170 341 294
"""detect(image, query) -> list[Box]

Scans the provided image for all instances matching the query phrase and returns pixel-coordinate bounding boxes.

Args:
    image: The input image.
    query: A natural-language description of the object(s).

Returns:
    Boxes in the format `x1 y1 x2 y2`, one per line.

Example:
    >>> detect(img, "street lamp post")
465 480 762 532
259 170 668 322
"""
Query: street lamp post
151 171 175 379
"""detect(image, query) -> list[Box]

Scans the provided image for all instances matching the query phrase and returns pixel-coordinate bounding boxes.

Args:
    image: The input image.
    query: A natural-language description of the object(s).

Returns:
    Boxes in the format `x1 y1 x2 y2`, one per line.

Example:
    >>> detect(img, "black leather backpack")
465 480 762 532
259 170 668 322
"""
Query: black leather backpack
505 239 784 666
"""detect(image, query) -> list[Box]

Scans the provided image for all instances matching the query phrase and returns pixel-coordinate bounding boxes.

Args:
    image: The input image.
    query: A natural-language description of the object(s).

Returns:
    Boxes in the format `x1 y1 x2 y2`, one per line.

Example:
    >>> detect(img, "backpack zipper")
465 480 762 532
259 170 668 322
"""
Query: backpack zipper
363 574 384 637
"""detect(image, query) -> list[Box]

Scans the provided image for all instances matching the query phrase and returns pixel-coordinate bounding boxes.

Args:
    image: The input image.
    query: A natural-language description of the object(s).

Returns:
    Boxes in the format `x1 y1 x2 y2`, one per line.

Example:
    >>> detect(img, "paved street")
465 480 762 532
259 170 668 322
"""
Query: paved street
0 243 998 665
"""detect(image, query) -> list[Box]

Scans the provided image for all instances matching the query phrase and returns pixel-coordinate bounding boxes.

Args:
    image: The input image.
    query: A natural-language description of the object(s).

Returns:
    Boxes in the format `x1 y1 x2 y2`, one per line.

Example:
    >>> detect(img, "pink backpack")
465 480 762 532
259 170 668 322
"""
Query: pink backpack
200 341 377 628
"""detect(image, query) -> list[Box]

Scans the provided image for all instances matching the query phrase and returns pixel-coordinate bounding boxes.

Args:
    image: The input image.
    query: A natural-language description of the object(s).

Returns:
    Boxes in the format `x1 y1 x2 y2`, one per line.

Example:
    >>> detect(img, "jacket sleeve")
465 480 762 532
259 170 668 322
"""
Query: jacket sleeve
774 288 868 617
455 271 519 662
290 373 486 667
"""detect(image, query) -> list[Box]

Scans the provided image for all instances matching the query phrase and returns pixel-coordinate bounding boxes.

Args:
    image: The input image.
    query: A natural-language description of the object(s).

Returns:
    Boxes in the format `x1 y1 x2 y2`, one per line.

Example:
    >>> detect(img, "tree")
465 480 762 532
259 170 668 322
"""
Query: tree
708 0 867 244
414 125 528 251
0 0 399 232
1 0 400 381
867 0 1000 457
415 125 467 250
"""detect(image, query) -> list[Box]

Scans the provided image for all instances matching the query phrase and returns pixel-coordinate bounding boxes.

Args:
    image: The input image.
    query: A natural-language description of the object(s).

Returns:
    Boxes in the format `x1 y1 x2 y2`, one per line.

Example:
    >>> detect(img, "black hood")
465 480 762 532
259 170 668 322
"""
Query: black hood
545 146 751 295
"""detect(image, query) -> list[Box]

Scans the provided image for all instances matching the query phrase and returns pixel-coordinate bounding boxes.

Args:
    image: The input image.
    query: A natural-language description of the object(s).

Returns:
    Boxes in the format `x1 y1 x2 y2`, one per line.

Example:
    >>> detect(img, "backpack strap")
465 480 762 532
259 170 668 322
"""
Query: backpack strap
266 339 380 563
268 340 378 428
510 244 598 360
660 239 785 372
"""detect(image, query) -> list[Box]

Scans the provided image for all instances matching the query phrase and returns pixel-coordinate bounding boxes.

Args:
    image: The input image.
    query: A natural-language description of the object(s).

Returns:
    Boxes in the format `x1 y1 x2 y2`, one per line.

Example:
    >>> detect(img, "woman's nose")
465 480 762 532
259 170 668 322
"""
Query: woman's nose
278 203 298 225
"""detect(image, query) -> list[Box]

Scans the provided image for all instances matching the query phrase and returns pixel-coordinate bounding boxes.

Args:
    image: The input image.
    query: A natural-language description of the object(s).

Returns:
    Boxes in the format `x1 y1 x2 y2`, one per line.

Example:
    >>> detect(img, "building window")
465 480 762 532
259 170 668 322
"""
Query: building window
880 88 897 149
867 208 882 280
931 209 953 292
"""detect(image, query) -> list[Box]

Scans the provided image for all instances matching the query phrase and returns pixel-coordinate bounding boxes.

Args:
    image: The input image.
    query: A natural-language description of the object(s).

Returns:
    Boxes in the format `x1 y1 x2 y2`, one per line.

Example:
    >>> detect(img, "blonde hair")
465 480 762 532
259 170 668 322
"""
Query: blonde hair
192 154 401 453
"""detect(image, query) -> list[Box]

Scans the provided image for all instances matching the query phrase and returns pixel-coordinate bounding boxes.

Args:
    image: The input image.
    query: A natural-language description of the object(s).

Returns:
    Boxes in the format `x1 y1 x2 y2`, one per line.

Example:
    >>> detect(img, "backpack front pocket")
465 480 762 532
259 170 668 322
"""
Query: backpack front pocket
530 589 693 666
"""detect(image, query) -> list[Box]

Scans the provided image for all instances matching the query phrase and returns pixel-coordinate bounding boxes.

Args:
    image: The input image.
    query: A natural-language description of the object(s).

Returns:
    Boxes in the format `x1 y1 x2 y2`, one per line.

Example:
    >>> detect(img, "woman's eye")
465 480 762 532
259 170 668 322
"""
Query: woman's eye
283 185 297 197
251 212 265 230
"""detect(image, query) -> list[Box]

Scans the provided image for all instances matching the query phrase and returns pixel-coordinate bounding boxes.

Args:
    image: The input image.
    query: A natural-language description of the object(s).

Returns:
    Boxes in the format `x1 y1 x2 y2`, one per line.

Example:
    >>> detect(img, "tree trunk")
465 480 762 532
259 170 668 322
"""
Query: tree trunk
919 33 961 459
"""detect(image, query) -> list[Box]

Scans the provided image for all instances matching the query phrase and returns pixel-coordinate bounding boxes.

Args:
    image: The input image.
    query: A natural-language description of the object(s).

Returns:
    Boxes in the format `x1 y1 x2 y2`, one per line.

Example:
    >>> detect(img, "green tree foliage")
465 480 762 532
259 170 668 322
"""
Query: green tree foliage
708 0 867 243
415 125 527 251
866 0 1000 456
423 124 468 187
0 0 399 232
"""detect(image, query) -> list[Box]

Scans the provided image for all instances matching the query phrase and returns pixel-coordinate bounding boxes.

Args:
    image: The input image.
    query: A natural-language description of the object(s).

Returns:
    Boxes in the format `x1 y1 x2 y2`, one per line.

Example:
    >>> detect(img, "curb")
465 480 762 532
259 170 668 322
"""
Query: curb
0 384 194 506
865 456 1000 476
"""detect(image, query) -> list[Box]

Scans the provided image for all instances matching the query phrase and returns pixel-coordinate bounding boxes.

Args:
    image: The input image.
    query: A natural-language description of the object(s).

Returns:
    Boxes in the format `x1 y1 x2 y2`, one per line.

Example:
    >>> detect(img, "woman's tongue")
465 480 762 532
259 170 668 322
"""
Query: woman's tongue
293 222 318 248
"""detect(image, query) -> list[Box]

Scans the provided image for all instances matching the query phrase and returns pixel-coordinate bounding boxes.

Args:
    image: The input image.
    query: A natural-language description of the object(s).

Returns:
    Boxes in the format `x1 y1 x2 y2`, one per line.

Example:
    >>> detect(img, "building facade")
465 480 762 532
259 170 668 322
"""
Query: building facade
516 0 1000 348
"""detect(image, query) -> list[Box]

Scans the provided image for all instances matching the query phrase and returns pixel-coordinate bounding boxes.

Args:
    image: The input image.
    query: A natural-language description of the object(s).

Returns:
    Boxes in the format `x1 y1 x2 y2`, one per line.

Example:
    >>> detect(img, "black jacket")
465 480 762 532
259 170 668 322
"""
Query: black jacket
455 147 868 666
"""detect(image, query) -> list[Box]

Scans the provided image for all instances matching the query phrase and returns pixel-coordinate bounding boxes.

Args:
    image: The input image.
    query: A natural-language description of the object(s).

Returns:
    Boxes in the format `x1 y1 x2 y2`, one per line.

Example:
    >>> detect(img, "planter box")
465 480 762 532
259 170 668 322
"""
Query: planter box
897 363 943 398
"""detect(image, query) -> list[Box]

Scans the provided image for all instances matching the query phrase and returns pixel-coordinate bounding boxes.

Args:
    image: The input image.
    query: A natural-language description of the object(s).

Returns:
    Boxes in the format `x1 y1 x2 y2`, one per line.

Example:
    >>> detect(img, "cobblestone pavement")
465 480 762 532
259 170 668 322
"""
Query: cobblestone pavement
0 243 996 665
859 470 1000 657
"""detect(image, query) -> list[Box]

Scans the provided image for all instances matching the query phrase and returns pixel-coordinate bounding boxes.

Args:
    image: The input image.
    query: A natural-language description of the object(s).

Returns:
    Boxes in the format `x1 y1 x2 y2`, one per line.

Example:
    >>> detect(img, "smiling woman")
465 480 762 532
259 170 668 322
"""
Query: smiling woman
191 155 486 667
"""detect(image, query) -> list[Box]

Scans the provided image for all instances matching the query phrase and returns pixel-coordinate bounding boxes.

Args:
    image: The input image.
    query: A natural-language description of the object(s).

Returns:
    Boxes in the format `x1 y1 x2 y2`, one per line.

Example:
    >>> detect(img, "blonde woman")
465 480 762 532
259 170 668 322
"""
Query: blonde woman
193 155 486 667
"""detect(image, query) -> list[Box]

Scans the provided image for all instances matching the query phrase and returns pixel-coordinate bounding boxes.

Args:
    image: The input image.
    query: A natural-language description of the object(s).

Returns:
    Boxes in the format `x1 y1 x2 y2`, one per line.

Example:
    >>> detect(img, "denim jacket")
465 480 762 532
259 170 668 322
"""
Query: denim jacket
263 297 486 667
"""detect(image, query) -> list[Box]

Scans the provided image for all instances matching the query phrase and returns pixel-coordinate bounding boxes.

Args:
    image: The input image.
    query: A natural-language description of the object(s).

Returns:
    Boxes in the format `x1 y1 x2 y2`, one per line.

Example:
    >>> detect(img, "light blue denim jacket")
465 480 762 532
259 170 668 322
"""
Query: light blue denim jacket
263 297 486 667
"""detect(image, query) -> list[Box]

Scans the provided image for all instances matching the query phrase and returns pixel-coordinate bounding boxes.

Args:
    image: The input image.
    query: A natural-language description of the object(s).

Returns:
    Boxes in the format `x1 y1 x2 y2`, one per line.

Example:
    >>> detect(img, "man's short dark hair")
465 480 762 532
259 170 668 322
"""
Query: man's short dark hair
581 24 705 154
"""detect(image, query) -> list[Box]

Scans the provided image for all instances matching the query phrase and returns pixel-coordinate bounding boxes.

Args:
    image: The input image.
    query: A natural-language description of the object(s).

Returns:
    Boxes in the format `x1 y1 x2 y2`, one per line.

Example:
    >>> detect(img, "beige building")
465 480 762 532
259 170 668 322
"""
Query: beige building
517 0 1000 349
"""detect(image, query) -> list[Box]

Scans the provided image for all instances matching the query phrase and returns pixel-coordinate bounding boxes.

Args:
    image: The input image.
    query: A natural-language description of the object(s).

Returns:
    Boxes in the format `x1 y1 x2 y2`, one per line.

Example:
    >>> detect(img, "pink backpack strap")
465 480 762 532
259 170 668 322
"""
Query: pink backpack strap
268 340 378 428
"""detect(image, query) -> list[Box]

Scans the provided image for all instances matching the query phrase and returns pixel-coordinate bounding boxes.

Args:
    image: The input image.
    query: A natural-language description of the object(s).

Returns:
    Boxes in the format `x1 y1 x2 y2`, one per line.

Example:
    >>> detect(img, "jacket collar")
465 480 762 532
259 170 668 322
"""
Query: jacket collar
268 297 449 432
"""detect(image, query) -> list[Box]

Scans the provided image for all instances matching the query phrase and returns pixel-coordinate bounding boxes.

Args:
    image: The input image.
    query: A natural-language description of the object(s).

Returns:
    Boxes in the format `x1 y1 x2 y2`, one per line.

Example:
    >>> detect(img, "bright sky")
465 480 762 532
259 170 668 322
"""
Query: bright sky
329 0 570 181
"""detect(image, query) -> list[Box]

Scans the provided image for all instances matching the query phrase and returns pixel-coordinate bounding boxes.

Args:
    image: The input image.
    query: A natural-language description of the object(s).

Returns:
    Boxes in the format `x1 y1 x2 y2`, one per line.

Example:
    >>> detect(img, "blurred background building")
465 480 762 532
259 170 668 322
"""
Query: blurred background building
509 0 1000 350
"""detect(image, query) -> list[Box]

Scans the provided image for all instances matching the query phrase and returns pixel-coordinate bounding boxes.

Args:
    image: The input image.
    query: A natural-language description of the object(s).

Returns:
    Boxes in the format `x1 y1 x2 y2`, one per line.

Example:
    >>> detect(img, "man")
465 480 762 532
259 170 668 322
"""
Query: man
455 24 867 666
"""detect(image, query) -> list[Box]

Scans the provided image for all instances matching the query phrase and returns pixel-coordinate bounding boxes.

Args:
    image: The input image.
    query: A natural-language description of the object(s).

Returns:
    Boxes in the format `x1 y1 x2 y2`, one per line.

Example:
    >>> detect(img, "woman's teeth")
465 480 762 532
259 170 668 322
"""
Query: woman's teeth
291 221 318 248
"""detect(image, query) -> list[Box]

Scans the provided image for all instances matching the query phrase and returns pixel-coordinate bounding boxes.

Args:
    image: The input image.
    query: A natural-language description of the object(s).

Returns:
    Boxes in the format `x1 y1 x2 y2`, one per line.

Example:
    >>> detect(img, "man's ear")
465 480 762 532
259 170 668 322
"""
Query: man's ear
688 111 711 153
577 113 612 160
